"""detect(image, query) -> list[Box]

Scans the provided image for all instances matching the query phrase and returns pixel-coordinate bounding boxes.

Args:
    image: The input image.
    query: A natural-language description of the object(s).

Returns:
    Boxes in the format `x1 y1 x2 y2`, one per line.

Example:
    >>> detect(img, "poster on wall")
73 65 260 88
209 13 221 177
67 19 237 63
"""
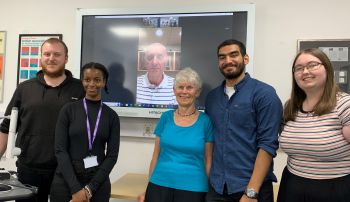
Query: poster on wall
298 39 350 93
17 34 62 84
0 31 6 102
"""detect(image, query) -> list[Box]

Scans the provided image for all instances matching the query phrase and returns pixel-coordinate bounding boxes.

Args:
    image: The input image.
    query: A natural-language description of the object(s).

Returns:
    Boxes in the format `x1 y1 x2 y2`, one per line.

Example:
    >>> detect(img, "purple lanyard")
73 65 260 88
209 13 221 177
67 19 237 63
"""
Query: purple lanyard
83 98 103 151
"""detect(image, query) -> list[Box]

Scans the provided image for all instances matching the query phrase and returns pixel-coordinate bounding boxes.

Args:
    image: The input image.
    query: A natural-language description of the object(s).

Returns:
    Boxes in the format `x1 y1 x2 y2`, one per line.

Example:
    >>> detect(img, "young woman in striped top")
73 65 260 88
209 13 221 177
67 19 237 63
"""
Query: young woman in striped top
278 48 350 202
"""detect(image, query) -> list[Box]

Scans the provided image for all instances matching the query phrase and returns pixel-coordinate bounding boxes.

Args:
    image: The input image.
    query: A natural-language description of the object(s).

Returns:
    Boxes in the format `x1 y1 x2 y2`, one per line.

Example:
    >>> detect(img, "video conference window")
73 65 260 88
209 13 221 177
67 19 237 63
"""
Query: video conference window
81 12 248 112
136 25 181 105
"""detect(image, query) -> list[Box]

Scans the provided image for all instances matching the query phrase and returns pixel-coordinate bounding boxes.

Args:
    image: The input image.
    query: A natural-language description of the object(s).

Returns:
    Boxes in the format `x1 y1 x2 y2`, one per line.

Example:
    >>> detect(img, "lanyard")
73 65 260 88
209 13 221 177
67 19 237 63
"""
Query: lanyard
83 98 103 151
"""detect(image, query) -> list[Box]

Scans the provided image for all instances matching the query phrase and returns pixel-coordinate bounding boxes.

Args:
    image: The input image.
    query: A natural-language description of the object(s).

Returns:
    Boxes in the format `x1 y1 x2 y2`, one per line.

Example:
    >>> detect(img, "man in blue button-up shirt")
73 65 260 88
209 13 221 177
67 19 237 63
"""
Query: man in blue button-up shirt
205 39 282 202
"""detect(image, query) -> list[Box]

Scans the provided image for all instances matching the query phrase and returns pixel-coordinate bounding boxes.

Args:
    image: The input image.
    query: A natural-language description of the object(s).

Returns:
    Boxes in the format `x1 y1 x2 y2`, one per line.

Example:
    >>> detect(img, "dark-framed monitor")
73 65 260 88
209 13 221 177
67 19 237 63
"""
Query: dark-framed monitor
76 5 255 118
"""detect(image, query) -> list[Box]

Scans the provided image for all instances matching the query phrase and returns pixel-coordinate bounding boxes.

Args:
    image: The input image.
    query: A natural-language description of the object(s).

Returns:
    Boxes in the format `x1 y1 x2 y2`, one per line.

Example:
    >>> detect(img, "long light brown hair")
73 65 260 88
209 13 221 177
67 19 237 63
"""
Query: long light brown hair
283 48 339 122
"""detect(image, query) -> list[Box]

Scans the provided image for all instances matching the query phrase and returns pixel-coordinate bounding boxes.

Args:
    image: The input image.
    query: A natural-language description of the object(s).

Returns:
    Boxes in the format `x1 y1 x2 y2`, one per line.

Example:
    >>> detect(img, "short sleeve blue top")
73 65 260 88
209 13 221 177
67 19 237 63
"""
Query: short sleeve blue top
150 110 214 192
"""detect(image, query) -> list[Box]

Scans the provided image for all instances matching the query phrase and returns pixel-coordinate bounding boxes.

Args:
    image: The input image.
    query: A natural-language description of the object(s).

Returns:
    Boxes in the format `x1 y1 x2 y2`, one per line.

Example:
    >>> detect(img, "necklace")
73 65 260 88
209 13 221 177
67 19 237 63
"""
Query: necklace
176 109 196 117
300 108 314 116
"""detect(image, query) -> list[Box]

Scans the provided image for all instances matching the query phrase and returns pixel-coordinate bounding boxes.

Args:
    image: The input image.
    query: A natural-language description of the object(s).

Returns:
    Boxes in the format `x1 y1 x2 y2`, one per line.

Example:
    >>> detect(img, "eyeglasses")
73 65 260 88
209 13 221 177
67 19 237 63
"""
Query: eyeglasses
293 62 323 74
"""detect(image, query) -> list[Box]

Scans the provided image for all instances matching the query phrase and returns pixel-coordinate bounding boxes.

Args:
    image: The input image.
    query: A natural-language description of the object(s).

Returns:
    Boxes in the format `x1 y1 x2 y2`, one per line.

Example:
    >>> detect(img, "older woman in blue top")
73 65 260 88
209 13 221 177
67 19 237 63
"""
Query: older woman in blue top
139 67 214 202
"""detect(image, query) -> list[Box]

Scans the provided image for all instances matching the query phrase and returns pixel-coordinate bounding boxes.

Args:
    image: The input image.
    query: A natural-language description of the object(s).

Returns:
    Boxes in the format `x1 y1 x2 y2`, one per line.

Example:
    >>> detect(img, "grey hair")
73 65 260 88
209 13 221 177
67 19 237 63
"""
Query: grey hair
174 67 202 89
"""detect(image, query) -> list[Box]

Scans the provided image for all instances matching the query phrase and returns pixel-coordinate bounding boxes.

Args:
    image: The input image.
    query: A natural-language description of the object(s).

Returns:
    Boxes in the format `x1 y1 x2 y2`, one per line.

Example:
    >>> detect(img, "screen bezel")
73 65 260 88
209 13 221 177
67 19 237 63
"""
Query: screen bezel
75 4 255 118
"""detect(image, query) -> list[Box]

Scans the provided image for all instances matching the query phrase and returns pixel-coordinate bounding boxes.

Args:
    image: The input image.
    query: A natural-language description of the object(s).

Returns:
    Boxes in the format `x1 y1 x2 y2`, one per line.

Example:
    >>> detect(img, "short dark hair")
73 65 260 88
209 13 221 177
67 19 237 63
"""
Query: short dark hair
41 38 68 57
217 39 246 57
81 62 109 93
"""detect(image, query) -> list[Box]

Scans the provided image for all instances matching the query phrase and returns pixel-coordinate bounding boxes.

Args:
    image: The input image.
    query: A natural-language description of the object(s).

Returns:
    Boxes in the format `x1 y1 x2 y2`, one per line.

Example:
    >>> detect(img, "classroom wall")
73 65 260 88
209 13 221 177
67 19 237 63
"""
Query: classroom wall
1 0 350 201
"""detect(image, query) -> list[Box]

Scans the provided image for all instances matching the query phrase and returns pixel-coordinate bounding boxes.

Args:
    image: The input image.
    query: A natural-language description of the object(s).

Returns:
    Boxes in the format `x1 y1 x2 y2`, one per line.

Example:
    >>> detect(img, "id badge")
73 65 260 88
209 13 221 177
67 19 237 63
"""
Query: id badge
83 155 98 168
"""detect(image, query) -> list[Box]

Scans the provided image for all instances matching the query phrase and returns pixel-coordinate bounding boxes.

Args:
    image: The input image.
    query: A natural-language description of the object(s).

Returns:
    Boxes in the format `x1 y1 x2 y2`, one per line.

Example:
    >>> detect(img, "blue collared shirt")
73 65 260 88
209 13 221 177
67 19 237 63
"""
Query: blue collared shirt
205 73 282 194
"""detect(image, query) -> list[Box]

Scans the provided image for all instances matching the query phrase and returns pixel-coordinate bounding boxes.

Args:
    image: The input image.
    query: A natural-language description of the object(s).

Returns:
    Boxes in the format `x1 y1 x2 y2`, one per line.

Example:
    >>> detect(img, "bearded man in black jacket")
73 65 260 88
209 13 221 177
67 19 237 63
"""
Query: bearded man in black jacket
0 38 85 202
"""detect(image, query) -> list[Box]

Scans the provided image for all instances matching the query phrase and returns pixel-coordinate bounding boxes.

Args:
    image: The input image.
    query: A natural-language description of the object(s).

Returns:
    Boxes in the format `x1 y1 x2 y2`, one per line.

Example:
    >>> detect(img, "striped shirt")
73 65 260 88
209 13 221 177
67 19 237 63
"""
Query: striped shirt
136 73 177 105
280 92 350 179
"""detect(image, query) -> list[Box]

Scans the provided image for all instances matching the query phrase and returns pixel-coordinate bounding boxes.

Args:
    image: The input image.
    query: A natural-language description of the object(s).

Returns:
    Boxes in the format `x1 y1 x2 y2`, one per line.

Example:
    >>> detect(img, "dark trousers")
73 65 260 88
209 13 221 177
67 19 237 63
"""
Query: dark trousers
16 166 55 202
277 167 350 202
50 173 111 202
206 181 273 202
145 182 206 202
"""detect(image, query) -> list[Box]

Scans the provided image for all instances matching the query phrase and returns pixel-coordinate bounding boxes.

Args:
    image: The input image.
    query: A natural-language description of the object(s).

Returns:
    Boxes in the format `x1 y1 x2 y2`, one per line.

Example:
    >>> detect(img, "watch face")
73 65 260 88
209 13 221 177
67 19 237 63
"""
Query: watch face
246 188 258 199
247 190 254 197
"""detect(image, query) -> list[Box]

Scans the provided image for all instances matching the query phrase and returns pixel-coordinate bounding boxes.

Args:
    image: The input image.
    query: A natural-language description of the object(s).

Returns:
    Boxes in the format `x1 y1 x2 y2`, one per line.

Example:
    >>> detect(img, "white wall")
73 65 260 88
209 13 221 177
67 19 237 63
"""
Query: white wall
1 0 350 201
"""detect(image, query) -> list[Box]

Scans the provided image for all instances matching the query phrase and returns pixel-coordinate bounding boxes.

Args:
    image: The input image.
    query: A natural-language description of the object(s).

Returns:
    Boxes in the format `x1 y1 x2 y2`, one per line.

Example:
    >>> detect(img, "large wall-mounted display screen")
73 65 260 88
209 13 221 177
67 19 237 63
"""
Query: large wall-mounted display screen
77 6 255 118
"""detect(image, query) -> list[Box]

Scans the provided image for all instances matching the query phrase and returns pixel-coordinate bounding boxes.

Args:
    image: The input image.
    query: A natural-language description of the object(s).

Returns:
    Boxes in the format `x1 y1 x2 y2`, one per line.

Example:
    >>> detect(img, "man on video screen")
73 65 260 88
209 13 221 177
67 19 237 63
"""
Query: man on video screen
136 42 176 105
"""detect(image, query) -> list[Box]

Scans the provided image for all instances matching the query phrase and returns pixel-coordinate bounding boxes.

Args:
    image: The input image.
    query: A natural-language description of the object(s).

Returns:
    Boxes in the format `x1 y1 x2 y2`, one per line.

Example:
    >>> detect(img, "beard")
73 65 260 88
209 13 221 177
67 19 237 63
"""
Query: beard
219 62 245 80
42 64 65 78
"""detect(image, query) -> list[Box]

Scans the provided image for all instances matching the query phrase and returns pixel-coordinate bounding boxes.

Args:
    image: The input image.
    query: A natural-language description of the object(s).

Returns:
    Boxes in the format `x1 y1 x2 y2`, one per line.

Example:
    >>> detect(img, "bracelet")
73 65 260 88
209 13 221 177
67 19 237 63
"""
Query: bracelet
84 185 92 199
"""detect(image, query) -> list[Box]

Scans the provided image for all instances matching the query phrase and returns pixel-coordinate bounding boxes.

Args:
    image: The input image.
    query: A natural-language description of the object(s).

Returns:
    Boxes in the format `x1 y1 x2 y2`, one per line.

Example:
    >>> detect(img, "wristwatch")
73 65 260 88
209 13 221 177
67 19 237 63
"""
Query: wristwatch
245 188 258 199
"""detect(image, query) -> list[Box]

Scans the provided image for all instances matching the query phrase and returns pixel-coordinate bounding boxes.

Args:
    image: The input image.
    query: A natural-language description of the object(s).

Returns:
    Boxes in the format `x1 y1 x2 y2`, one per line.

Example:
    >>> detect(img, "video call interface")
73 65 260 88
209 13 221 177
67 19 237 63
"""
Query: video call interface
81 12 248 110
